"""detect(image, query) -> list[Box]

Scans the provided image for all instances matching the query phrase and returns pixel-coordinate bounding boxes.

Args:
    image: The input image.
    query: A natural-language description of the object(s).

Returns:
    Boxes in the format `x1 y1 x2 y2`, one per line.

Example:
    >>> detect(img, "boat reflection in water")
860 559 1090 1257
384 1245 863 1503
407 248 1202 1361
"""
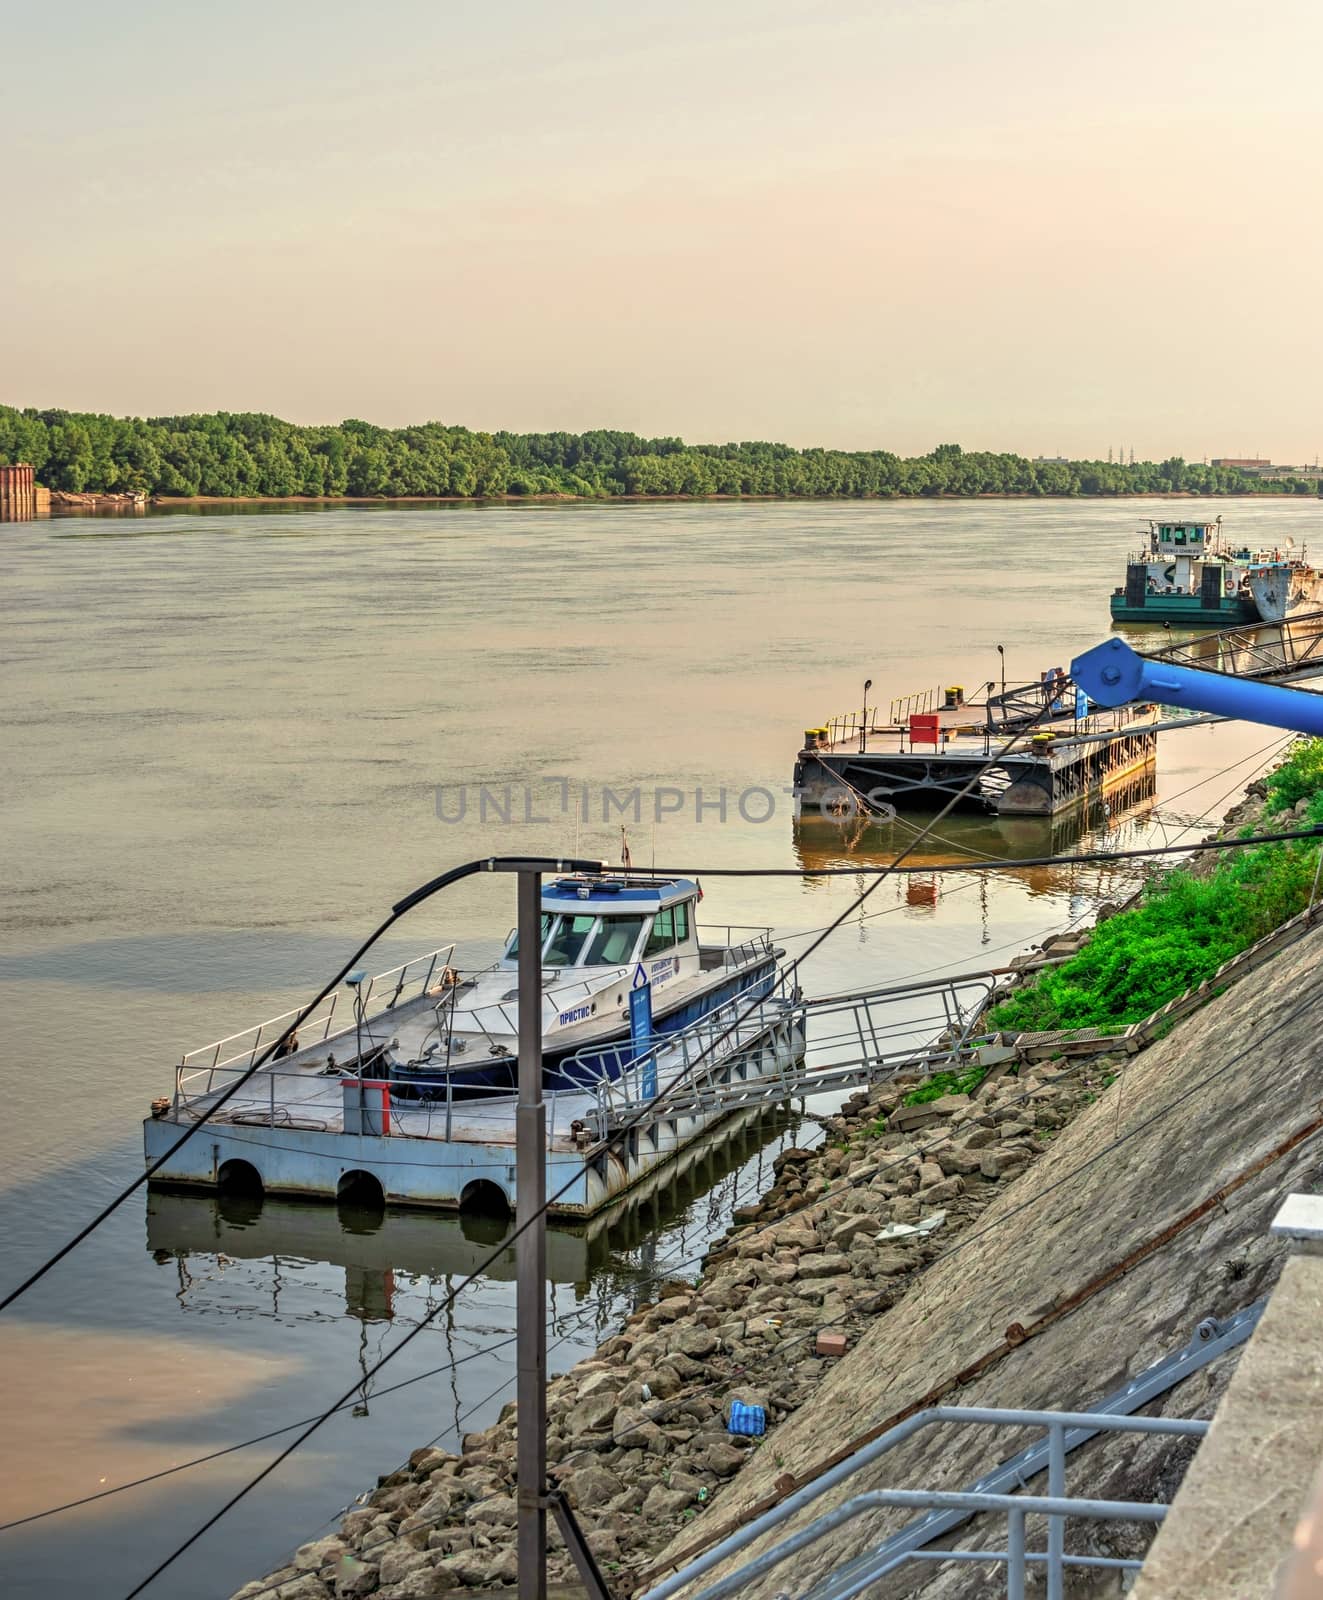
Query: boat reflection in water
146 1106 801 1326
791 769 1160 903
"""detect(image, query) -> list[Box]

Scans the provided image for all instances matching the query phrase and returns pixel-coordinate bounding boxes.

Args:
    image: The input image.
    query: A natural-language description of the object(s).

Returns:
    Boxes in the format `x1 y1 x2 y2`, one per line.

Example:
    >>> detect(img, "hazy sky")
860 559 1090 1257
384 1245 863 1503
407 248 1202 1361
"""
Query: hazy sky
4 0 1320 459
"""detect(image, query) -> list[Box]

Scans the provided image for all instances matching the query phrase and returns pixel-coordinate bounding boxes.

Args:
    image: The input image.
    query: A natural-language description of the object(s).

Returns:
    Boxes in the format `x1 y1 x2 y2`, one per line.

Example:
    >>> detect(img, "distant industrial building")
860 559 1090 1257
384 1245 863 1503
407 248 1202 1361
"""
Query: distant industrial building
1212 457 1322 483
0 463 49 521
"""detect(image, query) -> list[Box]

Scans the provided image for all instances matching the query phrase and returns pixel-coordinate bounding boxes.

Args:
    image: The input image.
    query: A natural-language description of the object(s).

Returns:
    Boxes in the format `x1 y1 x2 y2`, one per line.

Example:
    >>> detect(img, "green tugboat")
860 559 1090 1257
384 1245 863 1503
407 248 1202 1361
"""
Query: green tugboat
1109 517 1321 626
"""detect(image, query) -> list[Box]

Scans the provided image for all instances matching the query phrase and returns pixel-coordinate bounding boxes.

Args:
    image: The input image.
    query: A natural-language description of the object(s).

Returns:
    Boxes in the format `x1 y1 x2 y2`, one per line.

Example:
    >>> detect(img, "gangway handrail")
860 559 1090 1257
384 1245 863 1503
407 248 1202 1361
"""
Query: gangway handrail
565 964 1002 1129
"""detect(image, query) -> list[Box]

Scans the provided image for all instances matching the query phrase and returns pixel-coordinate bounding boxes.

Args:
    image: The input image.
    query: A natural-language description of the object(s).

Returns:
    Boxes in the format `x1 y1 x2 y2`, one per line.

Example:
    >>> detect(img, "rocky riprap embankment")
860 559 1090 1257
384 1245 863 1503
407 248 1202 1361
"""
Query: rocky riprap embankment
235 1037 1125 1600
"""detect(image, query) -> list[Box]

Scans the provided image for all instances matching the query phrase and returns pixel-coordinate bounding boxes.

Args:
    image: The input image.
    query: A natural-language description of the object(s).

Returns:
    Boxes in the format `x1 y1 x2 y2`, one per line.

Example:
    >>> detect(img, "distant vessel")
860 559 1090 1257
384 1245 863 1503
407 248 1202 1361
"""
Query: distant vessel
1109 517 1323 626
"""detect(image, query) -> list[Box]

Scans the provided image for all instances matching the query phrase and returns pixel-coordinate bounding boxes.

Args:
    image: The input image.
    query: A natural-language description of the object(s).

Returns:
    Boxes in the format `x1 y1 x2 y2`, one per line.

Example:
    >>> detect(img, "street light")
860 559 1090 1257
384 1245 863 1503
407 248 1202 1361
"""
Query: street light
996 645 1005 700
861 678 873 753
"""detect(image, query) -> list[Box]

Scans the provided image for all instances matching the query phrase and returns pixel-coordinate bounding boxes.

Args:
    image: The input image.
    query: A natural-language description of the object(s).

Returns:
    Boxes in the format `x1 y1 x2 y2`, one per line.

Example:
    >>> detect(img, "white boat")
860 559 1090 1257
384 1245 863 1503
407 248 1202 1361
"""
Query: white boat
159 874 779 1103
389 874 780 1093
144 875 796 1215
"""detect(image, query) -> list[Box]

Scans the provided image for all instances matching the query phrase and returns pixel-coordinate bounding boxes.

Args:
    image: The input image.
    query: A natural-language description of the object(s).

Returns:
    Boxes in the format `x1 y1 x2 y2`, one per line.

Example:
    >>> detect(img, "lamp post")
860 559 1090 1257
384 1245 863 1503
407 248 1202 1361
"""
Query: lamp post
515 869 547 1600
996 645 1005 701
861 678 873 754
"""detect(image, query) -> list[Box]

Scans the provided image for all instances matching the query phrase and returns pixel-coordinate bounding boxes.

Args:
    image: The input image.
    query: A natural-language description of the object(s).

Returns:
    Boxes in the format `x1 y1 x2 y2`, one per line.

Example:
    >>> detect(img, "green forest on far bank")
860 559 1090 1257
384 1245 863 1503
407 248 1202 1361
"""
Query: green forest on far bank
1 405 1318 501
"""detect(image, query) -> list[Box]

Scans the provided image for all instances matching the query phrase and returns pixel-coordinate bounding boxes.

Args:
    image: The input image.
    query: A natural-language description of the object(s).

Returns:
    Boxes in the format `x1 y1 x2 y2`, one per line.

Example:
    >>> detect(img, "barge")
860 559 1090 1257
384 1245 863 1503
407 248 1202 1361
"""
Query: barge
1110 517 1322 626
795 683 1157 818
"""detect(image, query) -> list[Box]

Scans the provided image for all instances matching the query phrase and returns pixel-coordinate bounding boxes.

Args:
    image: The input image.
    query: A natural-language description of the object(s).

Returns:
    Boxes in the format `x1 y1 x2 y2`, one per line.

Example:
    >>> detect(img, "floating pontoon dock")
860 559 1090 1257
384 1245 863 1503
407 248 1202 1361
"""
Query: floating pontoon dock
797 611 1323 818
144 964 1010 1217
796 696 1158 817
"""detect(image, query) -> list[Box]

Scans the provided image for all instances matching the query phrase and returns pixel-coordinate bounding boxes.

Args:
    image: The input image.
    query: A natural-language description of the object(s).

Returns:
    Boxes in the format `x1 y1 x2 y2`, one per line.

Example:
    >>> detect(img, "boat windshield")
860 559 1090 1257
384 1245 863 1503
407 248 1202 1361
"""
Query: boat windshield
544 913 597 967
505 913 551 960
585 915 646 966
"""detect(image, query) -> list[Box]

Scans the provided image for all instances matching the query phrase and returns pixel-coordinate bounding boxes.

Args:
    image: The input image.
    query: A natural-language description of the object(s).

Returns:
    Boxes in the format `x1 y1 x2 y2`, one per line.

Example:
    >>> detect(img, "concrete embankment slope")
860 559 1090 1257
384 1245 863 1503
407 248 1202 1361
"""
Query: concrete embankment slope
654 919 1323 1598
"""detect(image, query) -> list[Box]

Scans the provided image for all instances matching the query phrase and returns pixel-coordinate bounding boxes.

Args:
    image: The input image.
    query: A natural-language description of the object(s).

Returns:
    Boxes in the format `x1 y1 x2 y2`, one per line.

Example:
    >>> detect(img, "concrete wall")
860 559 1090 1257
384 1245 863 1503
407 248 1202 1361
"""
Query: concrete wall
1132 1240 1323 1599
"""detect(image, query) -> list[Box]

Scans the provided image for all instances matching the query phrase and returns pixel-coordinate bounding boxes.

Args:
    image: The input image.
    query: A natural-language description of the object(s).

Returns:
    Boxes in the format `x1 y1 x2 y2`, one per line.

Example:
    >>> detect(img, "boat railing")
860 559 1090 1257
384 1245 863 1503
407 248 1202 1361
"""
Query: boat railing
887 685 942 725
169 1061 593 1149
555 963 796 1101
820 689 948 745
699 926 776 968
547 966 787 1107
177 944 456 1091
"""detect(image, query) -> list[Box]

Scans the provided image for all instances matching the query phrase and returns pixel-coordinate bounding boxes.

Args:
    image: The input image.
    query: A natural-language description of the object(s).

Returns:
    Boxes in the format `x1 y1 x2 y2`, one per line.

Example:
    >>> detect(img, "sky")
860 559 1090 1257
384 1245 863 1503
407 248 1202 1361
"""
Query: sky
3 0 1321 461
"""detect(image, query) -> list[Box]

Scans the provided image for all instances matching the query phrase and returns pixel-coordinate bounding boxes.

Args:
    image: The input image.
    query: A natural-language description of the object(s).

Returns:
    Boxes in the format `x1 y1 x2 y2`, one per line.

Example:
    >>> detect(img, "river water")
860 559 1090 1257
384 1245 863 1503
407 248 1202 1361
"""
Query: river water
1 496 1318 1598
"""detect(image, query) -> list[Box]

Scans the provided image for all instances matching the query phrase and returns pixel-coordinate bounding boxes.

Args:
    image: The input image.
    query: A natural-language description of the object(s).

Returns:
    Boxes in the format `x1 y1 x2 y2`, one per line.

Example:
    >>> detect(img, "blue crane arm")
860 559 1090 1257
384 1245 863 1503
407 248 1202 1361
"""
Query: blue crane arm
1070 638 1323 737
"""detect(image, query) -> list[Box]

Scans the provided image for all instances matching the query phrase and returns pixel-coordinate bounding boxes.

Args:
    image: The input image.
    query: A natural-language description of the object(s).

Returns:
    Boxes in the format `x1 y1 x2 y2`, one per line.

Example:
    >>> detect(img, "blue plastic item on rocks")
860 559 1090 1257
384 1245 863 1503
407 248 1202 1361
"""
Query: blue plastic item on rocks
727 1401 766 1437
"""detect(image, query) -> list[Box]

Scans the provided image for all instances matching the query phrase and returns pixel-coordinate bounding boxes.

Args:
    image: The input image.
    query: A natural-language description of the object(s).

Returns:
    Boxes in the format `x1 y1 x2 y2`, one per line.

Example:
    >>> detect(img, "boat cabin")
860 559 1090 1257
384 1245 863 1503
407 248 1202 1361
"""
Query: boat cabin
501 875 700 972
1146 519 1219 556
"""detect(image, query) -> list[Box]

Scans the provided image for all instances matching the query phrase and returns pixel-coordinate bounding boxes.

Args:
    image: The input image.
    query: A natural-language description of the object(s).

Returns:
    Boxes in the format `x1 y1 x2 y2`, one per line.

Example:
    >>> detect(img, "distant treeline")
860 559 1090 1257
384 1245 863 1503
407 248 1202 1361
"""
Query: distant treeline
1 405 1318 500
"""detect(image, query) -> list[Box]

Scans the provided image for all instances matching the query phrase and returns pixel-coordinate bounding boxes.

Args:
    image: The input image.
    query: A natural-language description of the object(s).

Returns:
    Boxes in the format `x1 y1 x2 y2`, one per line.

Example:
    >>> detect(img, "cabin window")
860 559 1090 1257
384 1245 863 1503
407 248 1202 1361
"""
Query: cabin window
585 915 646 966
674 902 690 942
506 913 551 960
645 907 679 956
544 914 597 967
1173 530 1186 545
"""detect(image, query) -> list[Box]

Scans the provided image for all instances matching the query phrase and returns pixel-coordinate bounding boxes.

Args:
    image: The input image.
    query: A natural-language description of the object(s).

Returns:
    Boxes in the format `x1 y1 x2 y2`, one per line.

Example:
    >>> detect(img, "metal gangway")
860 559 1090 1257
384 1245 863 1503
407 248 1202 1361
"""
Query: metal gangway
562 963 1010 1140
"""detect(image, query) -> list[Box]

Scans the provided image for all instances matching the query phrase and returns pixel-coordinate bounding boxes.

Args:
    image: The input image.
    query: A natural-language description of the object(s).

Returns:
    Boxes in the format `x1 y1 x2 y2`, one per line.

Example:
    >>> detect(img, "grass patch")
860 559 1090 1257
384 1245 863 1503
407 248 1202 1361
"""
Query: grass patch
902 1064 989 1105
988 740 1323 1035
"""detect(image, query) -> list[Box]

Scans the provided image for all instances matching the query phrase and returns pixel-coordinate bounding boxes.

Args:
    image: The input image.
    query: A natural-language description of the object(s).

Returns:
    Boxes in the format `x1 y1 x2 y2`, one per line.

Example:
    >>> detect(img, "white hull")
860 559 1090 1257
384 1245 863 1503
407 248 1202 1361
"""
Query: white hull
1248 567 1323 624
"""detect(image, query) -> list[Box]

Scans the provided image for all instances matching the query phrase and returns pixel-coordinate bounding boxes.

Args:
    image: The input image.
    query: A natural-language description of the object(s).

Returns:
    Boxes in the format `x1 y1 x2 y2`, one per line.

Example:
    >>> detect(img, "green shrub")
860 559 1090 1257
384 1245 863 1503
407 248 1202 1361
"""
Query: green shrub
1265 737 1323 816
988 741 1323 1035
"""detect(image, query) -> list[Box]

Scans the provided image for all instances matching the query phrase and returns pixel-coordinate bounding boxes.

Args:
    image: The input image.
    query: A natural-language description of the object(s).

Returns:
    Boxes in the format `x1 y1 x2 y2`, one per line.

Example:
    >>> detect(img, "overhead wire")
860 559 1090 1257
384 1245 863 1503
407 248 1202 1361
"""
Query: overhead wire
0 1111 810 1538
116 708 1056 1596
224 959 1323 1600
6 729 1312 1587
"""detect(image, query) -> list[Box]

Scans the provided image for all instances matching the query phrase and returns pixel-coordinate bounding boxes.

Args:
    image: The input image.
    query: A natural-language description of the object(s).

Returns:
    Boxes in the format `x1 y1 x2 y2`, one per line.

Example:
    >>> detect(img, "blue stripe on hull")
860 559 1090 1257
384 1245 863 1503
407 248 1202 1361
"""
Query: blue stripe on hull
542 958 779 1091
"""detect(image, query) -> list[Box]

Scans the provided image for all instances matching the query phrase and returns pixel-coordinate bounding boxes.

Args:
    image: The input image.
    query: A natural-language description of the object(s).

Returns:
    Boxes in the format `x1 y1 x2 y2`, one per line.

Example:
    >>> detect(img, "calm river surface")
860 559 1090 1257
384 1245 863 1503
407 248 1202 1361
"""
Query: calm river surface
2 497 1319 1598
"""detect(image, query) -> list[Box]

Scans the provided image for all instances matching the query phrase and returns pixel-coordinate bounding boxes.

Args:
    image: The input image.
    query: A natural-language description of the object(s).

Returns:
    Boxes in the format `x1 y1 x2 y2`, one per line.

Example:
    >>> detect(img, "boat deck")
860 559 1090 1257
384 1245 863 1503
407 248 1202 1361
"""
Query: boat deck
808 698 1149 760
796 696 1159 818
211 1062 593 1151
167 1000 790 1153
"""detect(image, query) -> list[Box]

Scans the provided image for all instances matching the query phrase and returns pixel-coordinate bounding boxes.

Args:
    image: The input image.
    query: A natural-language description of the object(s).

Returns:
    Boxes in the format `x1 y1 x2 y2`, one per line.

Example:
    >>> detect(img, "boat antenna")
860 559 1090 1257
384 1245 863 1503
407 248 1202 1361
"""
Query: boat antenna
620 825 632 870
